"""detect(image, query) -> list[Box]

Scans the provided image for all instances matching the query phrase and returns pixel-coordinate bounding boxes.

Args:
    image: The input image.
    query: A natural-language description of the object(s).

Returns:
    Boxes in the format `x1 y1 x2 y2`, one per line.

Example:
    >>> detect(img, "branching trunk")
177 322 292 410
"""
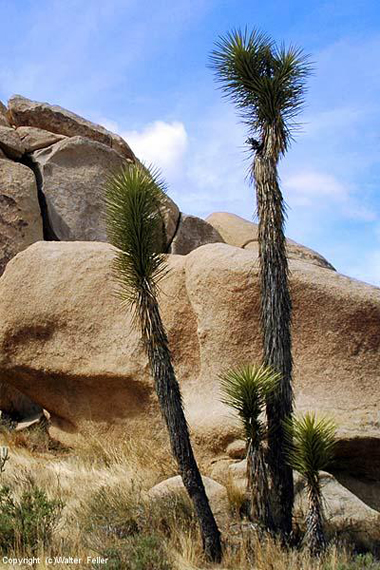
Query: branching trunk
140 286 222 562
253 141 294 538
247 439 273 531
305 480 326 555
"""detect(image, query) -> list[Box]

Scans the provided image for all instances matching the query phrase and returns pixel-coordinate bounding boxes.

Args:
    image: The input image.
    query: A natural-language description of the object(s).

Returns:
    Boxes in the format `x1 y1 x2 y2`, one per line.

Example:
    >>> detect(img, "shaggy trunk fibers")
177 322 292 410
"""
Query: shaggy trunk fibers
247 440 274 531
141 289 222 562
254 142 294 538
305 481 327 555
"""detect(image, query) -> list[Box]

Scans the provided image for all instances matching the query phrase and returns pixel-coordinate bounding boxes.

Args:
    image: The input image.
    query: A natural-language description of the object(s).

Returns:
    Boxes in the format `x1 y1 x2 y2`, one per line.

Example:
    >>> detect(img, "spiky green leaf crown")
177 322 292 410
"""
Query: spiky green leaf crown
209 28 312 155
284 412 337 482
219 364 281 444
105 163 168 310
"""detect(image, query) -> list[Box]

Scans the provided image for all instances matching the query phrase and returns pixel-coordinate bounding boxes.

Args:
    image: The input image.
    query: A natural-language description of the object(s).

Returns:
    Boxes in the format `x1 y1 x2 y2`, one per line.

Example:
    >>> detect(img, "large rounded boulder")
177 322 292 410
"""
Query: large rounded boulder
0 242 380 445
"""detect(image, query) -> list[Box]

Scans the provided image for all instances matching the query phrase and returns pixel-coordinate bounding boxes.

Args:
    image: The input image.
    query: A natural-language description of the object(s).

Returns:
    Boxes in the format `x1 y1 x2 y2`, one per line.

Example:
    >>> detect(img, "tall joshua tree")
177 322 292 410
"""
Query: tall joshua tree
210 29 311 536
105 164 222 562
284 413 337 555
219 364 280 530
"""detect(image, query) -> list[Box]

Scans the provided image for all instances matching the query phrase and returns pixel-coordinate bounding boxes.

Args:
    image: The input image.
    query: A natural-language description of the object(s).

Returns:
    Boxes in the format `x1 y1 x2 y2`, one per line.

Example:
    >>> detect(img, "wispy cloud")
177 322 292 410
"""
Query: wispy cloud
283 171 376 221
303 106 366 138
283 171 347 206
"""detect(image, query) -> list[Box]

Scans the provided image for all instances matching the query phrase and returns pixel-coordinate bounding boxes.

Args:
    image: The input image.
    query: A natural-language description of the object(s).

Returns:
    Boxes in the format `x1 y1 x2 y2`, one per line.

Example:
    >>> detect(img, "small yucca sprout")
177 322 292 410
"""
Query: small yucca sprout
219 364 280 446
219 364 281 529
284 412 337 555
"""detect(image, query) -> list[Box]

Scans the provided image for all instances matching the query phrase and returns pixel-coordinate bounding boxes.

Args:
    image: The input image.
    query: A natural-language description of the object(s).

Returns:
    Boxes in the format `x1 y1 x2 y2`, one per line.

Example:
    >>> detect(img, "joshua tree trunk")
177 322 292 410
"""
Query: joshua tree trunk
253 135 294 537
247 439 273 531
305 481 326 555
141 284 222 562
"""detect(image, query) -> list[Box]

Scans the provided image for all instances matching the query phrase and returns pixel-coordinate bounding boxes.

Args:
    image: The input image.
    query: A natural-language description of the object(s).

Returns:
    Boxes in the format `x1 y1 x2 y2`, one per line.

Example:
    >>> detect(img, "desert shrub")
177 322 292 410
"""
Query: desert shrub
0 484 64 554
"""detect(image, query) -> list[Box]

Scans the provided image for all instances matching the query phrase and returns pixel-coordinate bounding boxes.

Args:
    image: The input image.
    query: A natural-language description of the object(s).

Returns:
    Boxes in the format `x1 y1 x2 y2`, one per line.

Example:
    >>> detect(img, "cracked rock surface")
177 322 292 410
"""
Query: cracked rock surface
0 158 43 275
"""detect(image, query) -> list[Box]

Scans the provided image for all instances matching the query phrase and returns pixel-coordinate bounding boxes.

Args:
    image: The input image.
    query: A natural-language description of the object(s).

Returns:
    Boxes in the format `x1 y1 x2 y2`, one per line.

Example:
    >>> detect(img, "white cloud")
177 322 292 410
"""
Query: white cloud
122 121 188 176
100 105 251 218
179 108 251 215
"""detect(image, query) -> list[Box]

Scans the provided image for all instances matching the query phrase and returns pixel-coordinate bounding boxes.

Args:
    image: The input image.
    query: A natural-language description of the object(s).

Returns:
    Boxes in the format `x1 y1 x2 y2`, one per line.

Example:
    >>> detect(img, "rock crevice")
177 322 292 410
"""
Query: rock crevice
20 154 58 240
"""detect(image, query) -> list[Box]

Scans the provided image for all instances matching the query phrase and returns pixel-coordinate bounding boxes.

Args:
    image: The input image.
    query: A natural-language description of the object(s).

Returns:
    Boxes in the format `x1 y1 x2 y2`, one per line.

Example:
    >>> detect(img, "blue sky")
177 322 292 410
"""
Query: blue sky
1 0 380 285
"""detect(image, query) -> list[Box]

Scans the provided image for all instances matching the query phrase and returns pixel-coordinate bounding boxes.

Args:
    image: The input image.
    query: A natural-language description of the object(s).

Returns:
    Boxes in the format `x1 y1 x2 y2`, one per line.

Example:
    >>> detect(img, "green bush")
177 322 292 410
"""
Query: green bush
0 484 63 554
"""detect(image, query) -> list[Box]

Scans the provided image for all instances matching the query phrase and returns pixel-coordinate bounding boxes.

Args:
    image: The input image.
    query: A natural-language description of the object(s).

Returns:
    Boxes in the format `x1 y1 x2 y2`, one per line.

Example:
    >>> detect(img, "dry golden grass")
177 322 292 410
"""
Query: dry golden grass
0 426 377 570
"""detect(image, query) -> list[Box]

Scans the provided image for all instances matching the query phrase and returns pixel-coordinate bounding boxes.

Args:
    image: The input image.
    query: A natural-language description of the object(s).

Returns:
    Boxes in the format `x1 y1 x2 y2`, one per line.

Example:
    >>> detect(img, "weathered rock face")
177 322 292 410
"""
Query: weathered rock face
156 193 180 250
0 241 153 441
16 126 67 153
0 126 25 159
206 212 335 270
0 160 43 275
0 241 378 495
206 212 259 247
8 95 135 161
0 101 10 127
31 136 127 241
30 136 179 245
0 95 183 274
226 439 246 460
169 214 224 255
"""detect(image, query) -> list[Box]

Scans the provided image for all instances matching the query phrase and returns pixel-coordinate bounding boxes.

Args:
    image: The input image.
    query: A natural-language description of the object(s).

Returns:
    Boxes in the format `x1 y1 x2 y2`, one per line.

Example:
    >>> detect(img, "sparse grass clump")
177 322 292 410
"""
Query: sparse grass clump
324 552 378 570
76 427 177 485
84 485 196 539
81 485 199 569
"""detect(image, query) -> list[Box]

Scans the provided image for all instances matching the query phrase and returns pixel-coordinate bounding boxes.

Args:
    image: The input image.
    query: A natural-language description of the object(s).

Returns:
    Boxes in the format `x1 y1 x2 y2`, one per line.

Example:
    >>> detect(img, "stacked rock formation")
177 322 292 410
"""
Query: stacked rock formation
0 95 226 274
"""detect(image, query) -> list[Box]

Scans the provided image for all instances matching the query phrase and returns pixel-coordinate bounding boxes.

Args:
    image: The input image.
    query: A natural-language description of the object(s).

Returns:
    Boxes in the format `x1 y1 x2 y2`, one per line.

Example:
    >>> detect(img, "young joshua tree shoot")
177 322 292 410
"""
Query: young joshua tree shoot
220 364 280 530
284 412 337 555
